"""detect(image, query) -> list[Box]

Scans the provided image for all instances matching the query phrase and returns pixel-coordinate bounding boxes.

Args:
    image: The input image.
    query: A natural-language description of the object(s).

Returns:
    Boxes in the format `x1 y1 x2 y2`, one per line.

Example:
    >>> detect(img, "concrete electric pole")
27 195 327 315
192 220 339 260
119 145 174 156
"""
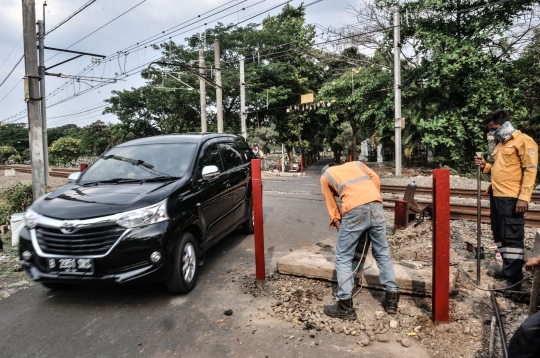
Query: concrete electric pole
199 45 207 132
37 19 49 185
394 10 402 177
214 39 223 133
240 58 246 139
22 0 46 200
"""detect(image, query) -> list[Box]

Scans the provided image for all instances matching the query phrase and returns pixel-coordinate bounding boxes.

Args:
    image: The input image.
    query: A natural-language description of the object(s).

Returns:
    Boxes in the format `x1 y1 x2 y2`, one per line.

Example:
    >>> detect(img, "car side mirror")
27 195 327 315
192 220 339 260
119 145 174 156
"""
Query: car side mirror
68 172 81 183
201 165 220 181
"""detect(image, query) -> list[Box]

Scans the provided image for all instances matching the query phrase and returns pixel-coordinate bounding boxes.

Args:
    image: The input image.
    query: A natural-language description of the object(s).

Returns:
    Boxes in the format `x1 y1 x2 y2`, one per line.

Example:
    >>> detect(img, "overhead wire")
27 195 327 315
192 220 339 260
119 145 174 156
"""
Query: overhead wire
0 36 23 71
46 0 148 63
45 0 98 36
0 55 24 88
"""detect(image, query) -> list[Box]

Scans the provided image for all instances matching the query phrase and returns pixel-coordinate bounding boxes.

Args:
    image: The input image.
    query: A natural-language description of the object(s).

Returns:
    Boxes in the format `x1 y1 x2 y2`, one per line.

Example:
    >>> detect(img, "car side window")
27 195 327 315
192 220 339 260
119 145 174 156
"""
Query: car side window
198 143 223 178
219 142 243 171
233 137 253 163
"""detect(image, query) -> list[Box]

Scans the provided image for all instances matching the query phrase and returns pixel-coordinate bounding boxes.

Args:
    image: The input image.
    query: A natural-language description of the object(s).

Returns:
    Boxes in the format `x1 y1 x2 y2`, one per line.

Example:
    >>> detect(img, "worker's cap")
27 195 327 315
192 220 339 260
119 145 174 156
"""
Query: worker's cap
321 163 336 175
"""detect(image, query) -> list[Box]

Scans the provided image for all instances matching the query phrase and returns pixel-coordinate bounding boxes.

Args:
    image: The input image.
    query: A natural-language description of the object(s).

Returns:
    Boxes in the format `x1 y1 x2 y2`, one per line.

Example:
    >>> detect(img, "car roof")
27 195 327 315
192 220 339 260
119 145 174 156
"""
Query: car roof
115 133 241 147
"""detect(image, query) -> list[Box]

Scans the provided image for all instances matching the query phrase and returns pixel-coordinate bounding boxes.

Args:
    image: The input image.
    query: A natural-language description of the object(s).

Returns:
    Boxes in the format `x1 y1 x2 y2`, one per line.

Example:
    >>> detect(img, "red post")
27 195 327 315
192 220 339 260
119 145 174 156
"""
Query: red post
251 159 265 280
349 155 352 162
80 163 88 172
432 169 450 323
394 200 409 230
300 154 304 174
277 157 281 172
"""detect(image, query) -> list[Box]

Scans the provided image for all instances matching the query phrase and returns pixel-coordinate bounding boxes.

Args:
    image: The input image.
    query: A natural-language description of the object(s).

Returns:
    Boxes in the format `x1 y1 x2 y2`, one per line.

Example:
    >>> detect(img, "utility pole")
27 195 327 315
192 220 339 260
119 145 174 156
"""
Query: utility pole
240 58 246 139
22 0 46 200
394 10 402 177
214 39 223 133
38 17 49 185
199 45 207 132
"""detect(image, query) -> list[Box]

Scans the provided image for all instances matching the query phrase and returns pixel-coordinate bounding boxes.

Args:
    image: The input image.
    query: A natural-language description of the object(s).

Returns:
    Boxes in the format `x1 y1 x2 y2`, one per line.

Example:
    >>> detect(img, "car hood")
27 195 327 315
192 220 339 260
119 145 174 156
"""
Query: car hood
32 181 181 220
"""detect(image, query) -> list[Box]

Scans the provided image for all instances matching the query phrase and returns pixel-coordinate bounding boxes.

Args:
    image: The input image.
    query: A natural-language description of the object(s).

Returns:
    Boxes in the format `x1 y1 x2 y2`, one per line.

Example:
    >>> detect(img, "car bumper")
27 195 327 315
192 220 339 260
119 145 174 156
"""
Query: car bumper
18 221 173 285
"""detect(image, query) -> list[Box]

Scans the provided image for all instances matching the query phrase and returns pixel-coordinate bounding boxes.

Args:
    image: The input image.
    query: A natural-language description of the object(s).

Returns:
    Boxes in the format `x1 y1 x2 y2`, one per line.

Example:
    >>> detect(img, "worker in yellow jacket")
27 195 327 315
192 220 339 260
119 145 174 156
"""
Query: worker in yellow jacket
320 161 399 320
475 109 538 291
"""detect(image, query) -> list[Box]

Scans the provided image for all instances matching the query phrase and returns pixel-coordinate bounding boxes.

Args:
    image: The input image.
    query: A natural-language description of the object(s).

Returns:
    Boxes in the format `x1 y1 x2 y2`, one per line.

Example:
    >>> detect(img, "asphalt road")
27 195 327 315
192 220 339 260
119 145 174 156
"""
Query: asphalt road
0 158 429 357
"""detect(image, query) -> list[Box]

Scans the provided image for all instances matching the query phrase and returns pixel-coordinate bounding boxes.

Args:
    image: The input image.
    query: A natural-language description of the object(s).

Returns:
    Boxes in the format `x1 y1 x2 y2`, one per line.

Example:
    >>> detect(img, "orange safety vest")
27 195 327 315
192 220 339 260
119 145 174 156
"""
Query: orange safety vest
320 161 382 227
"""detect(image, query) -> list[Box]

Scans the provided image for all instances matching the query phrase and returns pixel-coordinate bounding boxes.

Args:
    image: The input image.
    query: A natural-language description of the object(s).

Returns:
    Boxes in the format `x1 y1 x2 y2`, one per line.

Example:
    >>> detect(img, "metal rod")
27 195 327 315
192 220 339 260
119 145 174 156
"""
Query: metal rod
476 151 483 285
46 54 83 71
43 46 105 58
393 10 402 177
490 290 509 358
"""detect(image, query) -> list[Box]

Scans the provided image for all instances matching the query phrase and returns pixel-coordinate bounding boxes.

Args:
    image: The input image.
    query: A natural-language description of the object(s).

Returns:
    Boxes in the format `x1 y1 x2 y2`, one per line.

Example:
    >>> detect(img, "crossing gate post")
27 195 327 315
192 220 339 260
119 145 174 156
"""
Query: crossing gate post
432 169 450 323
251 159 265 280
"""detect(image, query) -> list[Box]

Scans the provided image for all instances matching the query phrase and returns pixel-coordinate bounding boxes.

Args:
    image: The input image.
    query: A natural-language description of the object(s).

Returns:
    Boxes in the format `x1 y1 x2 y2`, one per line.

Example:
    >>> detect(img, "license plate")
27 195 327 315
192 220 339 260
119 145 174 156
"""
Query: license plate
47 258 94 275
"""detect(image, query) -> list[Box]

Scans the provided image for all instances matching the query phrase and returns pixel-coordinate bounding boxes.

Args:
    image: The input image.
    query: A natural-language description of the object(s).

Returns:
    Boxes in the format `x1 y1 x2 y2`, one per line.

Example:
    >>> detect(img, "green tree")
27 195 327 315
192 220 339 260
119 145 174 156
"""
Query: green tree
49 137 82 166
0 146 18 164
0 124 28 153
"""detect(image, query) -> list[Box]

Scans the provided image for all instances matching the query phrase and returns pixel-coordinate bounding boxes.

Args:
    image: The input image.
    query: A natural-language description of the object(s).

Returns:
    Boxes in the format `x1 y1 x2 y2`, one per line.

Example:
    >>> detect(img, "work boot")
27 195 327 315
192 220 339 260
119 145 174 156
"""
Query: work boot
487 268 505 280
492 280 521 292
383 290 400 314
323 298 357 320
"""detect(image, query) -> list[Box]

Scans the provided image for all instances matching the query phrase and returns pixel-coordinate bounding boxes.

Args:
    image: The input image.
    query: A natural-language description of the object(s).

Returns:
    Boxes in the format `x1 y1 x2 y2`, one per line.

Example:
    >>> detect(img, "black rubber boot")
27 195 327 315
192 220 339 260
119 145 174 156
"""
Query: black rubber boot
383 291 400 314
487 268 505 280
323 298 357 320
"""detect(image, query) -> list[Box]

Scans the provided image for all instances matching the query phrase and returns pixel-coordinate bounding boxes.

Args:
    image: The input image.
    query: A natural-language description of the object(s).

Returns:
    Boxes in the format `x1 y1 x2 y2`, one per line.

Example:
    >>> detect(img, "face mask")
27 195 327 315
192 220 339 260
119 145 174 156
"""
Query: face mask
491 121 516 143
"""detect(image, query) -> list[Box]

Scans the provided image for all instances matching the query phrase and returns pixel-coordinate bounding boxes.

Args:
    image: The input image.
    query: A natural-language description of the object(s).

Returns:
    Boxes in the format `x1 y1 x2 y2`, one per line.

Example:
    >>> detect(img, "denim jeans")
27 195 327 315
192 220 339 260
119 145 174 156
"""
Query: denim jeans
335 202 399 300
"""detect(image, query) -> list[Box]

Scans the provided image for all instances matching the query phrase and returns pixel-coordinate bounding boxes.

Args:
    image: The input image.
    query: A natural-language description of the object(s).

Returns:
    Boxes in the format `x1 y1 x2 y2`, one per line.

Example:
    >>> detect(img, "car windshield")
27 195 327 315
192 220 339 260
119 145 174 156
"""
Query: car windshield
79 143 196 183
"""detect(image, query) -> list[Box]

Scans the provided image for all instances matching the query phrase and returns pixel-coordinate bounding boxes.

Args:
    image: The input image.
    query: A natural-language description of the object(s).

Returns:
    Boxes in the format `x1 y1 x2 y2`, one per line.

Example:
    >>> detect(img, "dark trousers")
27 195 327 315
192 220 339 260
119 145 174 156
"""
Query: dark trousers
489 194 525 282
508 311 540 357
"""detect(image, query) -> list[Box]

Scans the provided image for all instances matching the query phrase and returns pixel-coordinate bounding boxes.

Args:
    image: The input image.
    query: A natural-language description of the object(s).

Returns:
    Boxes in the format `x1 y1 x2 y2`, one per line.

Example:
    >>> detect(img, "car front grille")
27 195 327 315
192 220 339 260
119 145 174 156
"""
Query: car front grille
35 225 126 256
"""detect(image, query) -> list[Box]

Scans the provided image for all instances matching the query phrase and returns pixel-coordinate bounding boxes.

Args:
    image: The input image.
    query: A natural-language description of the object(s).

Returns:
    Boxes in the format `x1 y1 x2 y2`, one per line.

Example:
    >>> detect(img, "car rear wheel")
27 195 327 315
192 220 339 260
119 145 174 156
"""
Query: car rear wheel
166 232 198 294
242 202 254 234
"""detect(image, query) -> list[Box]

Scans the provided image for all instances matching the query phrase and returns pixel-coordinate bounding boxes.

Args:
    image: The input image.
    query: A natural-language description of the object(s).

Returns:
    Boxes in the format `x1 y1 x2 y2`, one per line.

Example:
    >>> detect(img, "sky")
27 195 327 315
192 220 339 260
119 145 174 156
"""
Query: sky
0 0 362 128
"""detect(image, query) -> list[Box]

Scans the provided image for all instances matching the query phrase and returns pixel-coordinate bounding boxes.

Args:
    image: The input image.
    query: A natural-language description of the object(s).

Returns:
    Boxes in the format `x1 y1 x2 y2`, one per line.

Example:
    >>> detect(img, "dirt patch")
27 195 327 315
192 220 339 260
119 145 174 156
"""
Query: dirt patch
240 216 534 358
0 234 33 300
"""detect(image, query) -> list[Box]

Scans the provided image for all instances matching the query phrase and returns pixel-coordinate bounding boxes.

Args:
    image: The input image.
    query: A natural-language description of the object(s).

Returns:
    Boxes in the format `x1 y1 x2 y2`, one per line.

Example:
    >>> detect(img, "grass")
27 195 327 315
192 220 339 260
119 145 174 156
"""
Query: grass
0 233 29 286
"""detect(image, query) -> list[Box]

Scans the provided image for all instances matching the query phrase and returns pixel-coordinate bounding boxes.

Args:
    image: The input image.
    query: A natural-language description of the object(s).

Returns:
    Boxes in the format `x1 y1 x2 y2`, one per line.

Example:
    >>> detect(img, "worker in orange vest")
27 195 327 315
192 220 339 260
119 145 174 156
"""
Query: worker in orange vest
320 161 399 320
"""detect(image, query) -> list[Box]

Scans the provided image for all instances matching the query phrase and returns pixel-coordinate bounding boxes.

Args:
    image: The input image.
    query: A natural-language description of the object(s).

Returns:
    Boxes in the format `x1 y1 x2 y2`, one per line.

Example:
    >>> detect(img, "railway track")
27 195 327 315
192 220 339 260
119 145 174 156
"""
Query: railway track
381 184 540 203
383 198 540 228
0 165 76 178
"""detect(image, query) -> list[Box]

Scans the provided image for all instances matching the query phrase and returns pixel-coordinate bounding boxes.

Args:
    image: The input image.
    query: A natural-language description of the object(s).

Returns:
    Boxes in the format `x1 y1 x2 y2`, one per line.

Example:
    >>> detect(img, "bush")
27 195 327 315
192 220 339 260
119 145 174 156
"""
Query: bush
8 154 23 164
0 146 18 164
49 137 82 166
0 182 33 226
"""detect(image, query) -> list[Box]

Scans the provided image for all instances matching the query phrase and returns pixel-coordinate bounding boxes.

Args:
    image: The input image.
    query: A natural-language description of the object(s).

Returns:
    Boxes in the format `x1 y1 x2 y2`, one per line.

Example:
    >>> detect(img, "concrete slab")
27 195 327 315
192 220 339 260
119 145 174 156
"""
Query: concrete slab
277 241 457 296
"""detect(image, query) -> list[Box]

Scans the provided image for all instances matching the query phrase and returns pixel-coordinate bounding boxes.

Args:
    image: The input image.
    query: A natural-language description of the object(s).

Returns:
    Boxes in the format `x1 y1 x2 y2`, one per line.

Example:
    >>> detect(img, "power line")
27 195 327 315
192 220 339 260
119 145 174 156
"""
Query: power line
0 36 23 71
0 79 23 106
45 0 255 98
46 0 148 62
0 55 24 88
45 0 97 36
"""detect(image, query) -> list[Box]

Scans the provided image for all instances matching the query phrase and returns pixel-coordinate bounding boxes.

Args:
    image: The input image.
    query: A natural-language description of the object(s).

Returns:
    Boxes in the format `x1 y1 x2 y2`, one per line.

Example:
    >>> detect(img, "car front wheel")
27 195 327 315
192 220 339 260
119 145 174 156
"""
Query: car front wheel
166 232 198 294
242 202 255 234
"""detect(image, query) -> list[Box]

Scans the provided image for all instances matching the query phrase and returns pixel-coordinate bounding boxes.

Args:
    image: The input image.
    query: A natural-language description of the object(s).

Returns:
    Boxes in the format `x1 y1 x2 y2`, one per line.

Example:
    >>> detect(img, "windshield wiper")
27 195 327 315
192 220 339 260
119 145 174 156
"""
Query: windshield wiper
81 178 143 186
102 155 155 169
143 176 181 182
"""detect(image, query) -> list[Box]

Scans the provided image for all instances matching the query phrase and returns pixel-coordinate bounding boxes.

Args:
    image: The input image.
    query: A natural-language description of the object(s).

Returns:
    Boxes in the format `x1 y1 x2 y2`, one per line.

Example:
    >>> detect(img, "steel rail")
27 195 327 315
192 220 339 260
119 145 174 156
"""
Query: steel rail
383 198 540 228
381 184 540 203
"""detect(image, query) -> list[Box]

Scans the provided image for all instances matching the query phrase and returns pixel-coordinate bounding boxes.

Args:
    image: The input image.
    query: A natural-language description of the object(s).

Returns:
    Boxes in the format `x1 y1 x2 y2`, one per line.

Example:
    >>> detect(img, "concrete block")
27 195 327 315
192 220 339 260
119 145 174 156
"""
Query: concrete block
277 242 457 296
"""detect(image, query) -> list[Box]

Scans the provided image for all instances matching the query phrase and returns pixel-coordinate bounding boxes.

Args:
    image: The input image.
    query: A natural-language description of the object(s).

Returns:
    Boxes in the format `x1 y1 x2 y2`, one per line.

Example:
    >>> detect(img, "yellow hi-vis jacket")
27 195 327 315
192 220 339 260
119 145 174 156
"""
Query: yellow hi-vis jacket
320 161 382 228
483 130 538 202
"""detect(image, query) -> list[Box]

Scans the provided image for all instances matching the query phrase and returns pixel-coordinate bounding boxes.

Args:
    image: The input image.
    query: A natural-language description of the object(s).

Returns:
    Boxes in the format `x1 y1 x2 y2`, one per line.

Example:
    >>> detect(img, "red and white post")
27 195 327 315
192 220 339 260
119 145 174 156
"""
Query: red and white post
251 159 265 280
432 169 450 323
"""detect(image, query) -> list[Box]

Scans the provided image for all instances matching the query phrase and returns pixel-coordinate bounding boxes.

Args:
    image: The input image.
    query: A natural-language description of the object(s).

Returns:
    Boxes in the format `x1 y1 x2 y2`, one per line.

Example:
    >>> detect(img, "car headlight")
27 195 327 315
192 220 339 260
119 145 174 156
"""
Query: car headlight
23 208 39 229
116 199 169 228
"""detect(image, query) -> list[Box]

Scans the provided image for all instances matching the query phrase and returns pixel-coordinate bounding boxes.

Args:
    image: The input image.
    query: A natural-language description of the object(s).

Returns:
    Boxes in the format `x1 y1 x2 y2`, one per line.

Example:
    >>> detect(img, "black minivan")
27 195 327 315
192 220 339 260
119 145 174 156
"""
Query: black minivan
19 133 255 293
